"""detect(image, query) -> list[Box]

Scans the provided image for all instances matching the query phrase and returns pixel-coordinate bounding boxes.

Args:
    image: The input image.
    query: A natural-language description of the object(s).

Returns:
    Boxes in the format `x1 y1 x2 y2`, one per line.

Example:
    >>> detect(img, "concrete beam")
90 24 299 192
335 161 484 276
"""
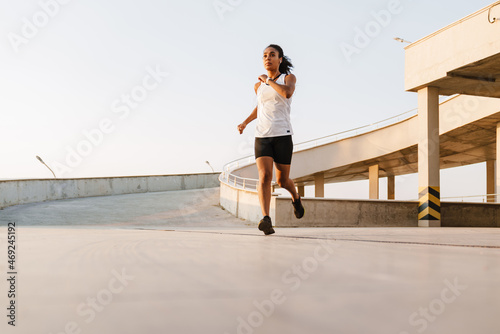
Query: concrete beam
369 165 379 200
1 173 221 210
487 160 495 203
418 87 441 227
314 172 325 198
297 184 305 198
405 5 500 97
496 123 500 204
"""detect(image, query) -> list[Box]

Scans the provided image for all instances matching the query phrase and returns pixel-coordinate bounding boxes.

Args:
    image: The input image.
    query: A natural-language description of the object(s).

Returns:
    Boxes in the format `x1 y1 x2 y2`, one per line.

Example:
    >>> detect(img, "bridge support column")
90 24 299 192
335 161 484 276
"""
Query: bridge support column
487 160 495 202
314 172 324 198
387 175 395 200
369 165 379 199
496 122 500 203
417 86 441 227
297 184 305 198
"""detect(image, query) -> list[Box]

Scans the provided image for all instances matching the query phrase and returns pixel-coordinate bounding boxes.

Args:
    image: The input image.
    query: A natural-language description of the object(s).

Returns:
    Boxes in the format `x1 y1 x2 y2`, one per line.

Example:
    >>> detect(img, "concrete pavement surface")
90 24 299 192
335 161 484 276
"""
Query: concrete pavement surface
0 188 499 334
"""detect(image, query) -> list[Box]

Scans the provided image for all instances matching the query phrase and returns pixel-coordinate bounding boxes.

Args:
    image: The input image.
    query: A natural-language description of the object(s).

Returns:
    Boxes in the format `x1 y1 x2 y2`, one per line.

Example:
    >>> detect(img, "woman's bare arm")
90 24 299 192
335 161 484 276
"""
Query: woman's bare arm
237 106 257 134
258 73 296 99
237 82 261 134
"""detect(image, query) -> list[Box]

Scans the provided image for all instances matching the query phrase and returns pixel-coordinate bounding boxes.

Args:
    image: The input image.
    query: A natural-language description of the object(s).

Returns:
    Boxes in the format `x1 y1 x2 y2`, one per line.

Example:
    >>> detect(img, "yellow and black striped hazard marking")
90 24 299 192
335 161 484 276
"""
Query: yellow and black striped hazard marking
418 187 441 221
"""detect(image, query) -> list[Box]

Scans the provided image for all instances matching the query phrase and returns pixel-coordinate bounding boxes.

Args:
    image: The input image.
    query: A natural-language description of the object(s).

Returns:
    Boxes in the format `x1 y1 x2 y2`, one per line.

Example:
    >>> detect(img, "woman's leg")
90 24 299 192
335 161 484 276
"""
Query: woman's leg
275 163 299 201
256 156 274 216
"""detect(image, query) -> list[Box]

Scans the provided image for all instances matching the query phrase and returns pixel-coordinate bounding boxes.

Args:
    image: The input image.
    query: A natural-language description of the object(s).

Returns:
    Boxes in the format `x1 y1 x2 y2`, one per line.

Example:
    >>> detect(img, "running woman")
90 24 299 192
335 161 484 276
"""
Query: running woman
237 44 305 235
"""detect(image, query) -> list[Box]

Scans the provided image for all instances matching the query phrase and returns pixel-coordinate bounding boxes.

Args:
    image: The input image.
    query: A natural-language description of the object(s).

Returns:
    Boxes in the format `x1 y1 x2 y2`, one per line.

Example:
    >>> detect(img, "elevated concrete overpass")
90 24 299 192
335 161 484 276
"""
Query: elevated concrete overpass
405 1 500 226
221 2 500 227
231 95 500 193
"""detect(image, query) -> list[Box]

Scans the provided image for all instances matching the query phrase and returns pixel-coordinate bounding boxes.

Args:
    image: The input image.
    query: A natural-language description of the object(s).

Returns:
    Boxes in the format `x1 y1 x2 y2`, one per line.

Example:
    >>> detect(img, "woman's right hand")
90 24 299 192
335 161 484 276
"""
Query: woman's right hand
237 122 247 134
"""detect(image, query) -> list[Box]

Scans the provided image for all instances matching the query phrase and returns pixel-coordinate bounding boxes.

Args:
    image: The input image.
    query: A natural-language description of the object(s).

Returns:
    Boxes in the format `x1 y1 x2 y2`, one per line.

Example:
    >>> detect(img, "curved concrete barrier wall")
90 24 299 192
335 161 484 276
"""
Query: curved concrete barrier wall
275 197 419 227
0 173 220 209
441 202 500 227
220 182 276 223
220 180 418 227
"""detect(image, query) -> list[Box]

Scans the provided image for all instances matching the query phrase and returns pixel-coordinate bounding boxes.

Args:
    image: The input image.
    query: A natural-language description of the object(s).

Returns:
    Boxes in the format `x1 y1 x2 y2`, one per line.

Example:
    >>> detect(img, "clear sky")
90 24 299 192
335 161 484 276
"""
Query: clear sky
0 0 495 199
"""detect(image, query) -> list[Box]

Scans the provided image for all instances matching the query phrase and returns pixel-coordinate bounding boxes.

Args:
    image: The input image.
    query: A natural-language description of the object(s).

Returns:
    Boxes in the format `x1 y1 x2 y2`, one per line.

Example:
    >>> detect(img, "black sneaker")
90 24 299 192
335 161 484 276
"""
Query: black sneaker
258 216 275 235
292 196 305 219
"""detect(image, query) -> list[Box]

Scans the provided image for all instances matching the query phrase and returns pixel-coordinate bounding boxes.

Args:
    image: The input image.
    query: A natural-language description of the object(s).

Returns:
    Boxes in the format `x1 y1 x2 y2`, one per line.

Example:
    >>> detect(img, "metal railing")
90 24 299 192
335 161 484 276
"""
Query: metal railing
441 194 499 203
219 170 260 191
220 108 418 192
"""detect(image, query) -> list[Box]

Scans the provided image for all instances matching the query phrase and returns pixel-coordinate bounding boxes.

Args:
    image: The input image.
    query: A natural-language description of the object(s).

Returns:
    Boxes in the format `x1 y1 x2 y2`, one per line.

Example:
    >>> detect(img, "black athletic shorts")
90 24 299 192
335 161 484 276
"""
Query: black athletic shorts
254 135 293 165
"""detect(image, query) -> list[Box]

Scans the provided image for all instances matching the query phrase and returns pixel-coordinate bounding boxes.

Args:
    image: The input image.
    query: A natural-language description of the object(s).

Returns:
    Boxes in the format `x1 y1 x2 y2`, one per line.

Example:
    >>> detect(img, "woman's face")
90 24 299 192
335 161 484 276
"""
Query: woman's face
263 47 281 72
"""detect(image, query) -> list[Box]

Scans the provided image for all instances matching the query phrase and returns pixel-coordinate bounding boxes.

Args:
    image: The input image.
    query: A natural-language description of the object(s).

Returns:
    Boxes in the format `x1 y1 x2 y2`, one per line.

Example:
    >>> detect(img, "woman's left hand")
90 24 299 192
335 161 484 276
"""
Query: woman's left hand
258 75 268 83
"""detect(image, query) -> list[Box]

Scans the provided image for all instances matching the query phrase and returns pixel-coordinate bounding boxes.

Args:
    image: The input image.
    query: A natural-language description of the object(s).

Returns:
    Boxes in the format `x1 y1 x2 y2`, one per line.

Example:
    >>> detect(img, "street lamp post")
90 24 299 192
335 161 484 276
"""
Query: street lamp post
36 156 56 178
393 37 412 44
205 161 215 173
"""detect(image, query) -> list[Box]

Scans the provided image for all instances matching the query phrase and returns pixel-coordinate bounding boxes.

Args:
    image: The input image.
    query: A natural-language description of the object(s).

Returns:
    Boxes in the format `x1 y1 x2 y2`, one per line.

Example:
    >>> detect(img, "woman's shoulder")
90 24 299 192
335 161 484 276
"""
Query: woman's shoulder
254 81 262 94
284 73 296 82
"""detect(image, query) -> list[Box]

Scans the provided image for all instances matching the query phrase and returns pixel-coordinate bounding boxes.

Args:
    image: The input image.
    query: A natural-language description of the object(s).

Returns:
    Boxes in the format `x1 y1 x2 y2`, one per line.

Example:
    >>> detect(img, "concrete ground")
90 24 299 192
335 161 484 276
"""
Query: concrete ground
0 188 499 334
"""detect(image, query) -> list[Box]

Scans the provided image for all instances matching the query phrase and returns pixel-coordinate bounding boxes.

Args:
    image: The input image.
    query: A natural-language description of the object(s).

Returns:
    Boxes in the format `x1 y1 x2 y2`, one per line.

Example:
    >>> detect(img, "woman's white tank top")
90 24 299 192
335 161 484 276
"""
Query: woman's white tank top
255 73 293 138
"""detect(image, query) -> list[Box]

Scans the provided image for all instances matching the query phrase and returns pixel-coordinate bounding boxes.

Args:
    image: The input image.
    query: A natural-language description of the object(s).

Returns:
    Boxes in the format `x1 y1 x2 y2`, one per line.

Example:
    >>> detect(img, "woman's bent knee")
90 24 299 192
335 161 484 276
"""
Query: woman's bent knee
277 177 289 187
